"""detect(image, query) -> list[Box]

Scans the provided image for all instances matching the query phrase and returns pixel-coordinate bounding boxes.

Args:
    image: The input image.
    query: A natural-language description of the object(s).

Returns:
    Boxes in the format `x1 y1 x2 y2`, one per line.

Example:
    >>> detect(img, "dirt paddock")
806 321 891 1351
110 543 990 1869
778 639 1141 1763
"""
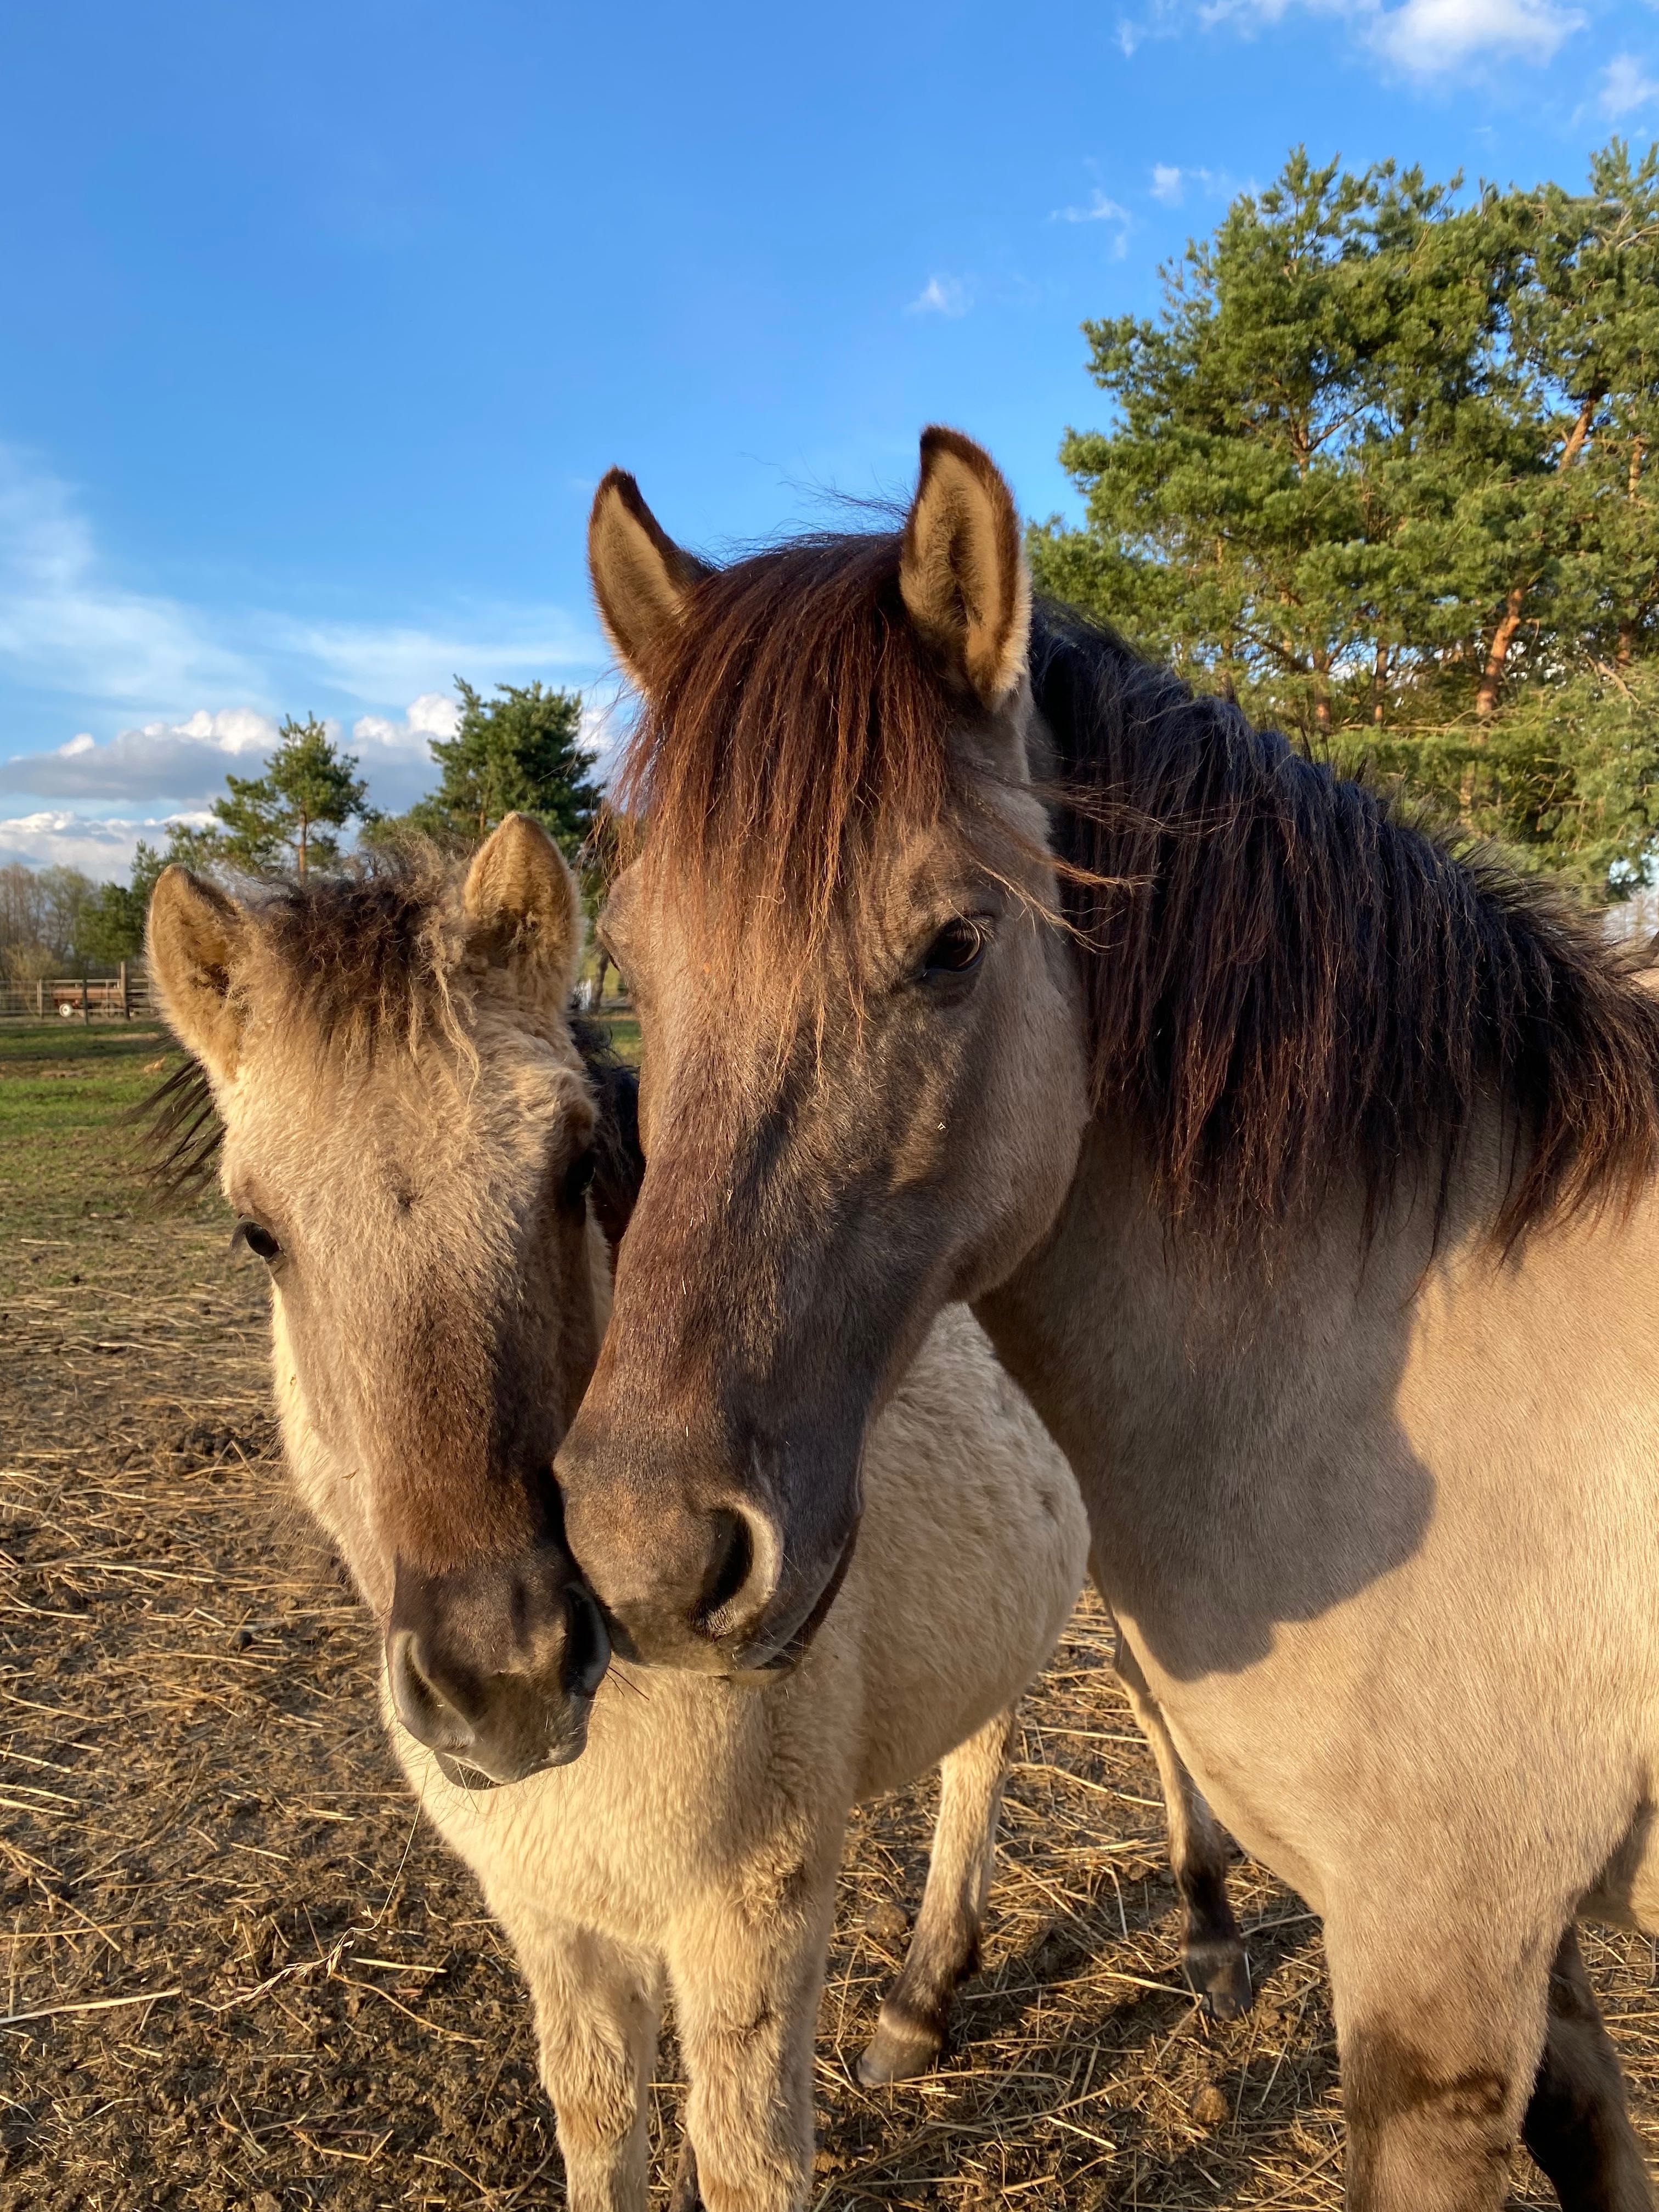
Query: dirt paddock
2 1025 1655 2209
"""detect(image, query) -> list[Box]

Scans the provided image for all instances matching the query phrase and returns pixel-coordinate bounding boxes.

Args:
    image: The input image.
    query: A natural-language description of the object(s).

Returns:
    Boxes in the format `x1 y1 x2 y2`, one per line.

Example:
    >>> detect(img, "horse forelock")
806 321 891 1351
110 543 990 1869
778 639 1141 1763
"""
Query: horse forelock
613 530 969 978
137 850 644 1213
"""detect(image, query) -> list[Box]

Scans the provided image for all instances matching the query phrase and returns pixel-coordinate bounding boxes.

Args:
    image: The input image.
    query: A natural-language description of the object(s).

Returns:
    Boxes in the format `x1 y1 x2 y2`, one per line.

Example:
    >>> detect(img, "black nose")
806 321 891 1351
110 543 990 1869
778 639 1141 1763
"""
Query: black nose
387 1552 610 1784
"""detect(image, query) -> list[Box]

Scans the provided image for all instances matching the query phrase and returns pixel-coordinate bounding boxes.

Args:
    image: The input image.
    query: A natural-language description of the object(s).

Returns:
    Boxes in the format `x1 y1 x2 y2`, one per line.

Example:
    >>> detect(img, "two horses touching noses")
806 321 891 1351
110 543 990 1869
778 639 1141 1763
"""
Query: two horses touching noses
148 414 1659 2210
145 821 1243 2212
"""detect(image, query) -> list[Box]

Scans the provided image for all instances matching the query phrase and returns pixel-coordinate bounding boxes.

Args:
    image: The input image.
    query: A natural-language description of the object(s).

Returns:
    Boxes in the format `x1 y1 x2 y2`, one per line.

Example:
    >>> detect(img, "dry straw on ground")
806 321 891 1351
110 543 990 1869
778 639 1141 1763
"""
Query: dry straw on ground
1 1038 1654 2207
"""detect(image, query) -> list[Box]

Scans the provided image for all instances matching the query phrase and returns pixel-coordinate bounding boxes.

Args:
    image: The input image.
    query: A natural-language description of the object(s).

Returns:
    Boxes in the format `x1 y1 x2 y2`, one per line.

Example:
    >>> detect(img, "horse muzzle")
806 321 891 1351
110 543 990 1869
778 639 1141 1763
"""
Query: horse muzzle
386 1550 611 1785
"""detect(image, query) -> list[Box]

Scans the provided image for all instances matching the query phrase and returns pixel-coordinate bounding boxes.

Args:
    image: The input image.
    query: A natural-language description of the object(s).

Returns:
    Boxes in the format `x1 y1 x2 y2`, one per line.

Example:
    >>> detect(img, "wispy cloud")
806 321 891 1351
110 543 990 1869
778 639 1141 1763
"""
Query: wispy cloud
1051 191 1133 257
1601 50 1659 115
1148 163 1232 206
1121 0 1583 75
0 446 603 793
277 614 597 706
0 450 257 709
907 274 972 318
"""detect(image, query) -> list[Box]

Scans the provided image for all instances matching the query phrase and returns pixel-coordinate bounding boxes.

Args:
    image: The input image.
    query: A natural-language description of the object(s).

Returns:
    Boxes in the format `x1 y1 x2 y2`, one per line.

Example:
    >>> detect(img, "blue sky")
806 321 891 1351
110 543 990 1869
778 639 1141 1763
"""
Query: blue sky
4 0 1658 876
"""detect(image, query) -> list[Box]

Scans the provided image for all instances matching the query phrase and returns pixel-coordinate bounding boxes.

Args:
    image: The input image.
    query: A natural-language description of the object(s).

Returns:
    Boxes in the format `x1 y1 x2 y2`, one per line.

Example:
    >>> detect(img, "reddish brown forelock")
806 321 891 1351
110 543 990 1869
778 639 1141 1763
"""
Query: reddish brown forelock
613 532 964 983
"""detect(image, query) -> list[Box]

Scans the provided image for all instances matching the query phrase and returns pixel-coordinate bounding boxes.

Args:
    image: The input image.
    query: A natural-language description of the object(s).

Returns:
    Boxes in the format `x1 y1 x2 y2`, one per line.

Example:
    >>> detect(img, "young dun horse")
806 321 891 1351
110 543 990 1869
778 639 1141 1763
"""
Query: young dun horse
146 823 1121 2211
558 433 1659 2210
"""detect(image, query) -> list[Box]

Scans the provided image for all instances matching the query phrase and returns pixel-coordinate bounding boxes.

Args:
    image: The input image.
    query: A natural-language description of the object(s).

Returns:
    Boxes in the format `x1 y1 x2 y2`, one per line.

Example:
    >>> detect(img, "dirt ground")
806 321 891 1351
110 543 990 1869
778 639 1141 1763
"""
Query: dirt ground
2 1024 1656 2209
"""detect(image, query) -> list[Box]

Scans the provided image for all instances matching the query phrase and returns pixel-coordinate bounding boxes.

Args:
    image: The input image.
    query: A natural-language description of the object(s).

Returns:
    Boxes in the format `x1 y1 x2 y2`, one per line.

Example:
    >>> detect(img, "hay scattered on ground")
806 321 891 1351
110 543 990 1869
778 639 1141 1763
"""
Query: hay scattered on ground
1 1036 1652 2206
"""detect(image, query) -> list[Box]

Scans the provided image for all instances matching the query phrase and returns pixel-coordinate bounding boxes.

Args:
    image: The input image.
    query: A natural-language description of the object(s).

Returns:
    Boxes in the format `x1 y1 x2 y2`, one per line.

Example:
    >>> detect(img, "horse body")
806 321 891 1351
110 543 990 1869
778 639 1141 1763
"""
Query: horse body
572 427 1659 2206
984 1119 1659 1937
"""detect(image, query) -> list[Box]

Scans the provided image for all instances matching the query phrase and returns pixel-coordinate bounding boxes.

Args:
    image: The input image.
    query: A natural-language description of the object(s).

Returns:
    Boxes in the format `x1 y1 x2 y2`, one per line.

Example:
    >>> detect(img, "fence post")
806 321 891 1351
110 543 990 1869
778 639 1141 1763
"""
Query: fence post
36 979 43 1018
80 975 89 1023
120 960 129 1018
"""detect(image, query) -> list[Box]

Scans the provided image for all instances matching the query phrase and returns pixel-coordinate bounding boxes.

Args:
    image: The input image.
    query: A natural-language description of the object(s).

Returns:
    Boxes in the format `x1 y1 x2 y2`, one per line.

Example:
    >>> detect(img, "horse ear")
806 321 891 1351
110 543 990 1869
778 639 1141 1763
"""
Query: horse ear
588 469 712 689
899 426 1030 709
146 867 247 1080
464 814 583 1002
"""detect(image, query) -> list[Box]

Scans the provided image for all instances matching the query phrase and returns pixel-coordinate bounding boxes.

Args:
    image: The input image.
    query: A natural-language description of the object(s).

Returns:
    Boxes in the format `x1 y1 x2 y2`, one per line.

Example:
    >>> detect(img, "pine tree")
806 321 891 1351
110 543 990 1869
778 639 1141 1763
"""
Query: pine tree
1033 142 1659 895
212 716 371 879
403 681 599 856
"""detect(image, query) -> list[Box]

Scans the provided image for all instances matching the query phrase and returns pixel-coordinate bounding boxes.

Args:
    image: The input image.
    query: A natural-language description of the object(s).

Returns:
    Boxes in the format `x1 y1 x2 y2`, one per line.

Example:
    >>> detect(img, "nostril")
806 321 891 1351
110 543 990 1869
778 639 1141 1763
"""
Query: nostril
699 1509 753 1627
562 1584 611 1698
388 1628 476 1756
699 1503 782 1641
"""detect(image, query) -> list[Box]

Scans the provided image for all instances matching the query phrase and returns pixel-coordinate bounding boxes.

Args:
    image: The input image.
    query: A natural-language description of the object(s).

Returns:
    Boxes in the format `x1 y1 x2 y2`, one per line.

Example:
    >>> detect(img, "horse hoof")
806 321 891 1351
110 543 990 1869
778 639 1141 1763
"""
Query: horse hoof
856 2010 944 2085
1185 1938 1252 2021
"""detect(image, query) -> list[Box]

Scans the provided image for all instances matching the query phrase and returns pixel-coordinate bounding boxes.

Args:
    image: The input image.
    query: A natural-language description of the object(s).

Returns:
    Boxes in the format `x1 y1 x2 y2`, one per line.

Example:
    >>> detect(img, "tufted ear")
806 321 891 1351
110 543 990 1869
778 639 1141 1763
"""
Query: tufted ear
464 814 583 1006
588 469 712 690
147 867 248 1081
898 426 1030 709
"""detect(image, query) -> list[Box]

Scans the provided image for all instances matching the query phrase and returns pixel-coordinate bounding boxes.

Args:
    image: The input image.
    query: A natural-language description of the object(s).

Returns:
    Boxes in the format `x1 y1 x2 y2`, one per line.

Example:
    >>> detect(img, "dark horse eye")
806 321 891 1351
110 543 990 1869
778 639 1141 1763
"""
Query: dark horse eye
919 919 988 981
236 1220 282 1263
562 1149 598 1210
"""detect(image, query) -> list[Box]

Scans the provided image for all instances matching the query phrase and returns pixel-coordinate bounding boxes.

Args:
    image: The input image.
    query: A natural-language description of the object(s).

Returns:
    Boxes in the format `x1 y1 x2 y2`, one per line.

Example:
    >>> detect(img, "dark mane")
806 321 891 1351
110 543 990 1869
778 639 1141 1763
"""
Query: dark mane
614 525 1659 1245
1032 599 1659 1243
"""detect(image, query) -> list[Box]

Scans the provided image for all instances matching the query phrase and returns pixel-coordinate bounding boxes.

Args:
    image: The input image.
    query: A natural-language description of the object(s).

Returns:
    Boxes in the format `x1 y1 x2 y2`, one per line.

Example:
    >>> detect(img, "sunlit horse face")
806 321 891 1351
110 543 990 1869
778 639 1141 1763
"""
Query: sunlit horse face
555 433 1091 1671
148 819 611 1781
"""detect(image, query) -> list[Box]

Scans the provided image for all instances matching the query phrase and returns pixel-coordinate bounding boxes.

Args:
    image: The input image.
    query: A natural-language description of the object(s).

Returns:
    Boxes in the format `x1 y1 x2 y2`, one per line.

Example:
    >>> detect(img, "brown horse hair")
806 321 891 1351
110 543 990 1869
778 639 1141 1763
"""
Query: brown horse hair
611 531 964 958
612 528 1659 1248
134 852 646 1248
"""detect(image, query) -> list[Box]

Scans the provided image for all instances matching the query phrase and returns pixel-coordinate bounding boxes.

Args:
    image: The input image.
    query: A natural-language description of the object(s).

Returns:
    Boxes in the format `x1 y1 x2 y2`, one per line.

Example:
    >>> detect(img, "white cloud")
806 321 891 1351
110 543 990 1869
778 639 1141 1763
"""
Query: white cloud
1367 0 1582 71
0 445 614 861
1053 190 1132 225
0 810 214 881
907 274 972 318
1149 163 1230 206
1131 0 1583 72
0 708 281 805
350 690 462 763
1601 50 1659 114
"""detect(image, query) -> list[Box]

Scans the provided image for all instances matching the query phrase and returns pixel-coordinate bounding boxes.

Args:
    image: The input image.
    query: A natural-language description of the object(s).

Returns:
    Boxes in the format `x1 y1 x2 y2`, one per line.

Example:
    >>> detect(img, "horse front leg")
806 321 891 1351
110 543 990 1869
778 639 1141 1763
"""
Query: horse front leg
1522 1925 1651 2211
857 1705 1015 2084
664 1852 840 2212
1329 1888 1568 2211
495 1905 662 2212
1111 1622 1251 2017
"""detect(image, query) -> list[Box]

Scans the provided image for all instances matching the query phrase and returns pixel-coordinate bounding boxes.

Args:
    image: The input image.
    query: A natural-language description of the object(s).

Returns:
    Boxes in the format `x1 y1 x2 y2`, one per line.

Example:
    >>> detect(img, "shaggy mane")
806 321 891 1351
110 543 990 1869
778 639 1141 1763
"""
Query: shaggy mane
614 532 1659 1245
137 849 645 1248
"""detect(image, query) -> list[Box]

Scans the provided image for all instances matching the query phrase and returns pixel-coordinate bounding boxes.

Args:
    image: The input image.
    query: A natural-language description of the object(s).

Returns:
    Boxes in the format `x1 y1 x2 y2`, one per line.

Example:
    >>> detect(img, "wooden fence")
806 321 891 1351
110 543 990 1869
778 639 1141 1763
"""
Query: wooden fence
0 962 155 1022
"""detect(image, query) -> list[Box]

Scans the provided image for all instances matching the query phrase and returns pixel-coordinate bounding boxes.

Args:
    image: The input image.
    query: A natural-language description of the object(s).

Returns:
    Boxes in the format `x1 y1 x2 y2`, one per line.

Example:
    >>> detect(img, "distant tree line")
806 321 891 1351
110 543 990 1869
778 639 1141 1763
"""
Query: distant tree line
1 680 599 979
1032 140 1659 894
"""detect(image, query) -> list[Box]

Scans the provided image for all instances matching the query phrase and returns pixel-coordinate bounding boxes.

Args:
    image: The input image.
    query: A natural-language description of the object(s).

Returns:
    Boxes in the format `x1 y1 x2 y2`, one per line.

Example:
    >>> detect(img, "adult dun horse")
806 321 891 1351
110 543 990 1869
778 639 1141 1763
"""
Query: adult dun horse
557 430 1659 2210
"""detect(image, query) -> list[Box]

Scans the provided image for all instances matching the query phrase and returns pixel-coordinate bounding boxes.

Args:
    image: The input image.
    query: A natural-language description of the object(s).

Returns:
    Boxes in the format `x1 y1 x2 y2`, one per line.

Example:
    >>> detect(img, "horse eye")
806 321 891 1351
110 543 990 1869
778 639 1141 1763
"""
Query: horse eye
562 1149 598 1210
236 1220 282 1263
919 919 988 981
